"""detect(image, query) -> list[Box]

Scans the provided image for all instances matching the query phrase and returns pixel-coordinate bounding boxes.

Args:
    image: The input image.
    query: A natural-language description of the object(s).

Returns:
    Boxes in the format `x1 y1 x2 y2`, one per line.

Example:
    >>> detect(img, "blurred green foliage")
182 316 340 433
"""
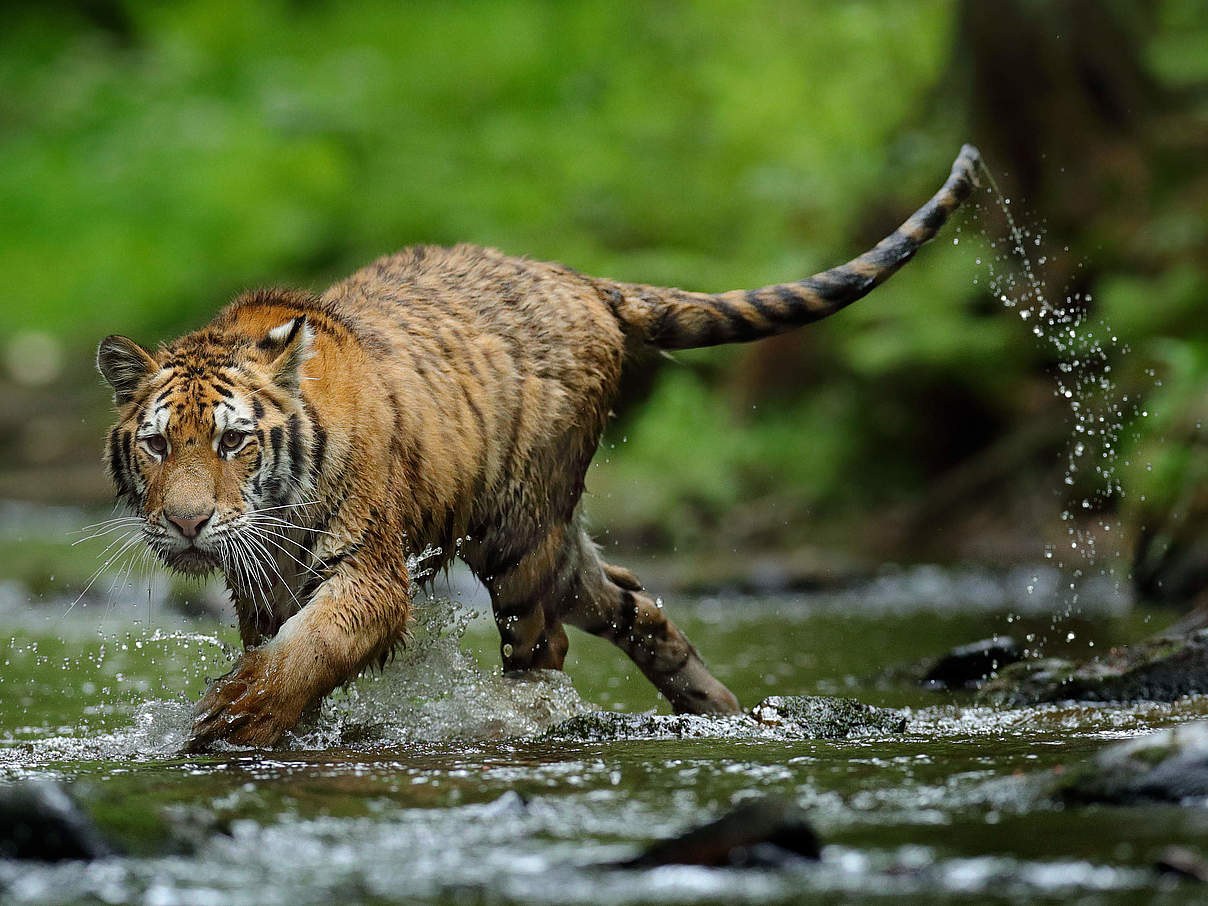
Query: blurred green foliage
1 0 957 340
1 0 1205 560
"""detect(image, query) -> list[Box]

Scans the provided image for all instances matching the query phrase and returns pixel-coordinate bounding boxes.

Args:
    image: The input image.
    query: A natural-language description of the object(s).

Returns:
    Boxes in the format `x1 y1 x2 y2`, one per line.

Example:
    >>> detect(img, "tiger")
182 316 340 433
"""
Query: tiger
96 145 981 750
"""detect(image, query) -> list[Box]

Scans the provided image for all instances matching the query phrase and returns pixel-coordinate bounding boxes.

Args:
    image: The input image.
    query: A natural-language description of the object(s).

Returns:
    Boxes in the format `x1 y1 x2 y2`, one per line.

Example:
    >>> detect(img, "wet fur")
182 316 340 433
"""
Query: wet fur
97 147 981 749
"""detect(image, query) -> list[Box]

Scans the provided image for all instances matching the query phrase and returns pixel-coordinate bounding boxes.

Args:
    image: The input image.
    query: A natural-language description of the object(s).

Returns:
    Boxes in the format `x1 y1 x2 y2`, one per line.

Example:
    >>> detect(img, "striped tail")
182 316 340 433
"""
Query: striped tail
606 144 982 350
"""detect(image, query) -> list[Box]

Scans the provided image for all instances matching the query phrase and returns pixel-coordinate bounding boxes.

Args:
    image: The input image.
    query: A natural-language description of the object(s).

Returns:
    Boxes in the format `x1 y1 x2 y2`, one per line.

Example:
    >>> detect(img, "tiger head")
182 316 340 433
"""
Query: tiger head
96 310 318 576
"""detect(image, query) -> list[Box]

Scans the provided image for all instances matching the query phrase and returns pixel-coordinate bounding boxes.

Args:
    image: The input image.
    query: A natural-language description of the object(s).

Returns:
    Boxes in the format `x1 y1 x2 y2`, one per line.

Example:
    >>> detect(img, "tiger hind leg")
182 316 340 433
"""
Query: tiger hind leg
565 543 741 715
471 519 740 715
472 523 572 673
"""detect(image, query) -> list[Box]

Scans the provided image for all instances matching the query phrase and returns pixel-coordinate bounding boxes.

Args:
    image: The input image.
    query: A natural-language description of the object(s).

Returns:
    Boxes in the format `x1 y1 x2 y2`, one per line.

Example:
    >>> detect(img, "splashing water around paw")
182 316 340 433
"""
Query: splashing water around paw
297 596 591 748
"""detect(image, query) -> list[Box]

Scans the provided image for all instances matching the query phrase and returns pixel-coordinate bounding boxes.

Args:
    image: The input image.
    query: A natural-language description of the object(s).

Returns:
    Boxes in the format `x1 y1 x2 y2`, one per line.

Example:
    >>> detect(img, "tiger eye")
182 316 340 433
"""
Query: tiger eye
220 429 245 451
145 434 167 455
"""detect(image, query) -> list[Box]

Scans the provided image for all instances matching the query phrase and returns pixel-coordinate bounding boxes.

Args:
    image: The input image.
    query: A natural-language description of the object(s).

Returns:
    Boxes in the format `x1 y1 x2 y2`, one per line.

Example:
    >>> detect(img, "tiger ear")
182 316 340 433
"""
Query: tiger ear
97 335 158 405
258 316 314 391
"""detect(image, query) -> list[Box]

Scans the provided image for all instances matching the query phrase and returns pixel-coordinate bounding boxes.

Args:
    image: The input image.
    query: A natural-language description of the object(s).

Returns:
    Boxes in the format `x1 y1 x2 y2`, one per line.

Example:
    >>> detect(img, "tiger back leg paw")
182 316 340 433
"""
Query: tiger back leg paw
471 517 741 715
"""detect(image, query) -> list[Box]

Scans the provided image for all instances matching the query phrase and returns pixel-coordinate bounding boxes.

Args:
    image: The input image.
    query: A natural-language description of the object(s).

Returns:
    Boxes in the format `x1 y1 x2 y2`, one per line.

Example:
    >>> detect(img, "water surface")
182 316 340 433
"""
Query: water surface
1 556 1205 905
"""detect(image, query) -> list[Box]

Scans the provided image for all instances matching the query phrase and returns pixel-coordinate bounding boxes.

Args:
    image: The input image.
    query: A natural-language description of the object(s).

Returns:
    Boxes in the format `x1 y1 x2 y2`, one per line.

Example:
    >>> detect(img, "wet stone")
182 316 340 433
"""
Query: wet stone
0 779 114 862
542 710 748 741
544 695 905 742
920 636 1022 690
980 629 1208 706
748 695 907 738
615 797 821 868
1057 720 1208 805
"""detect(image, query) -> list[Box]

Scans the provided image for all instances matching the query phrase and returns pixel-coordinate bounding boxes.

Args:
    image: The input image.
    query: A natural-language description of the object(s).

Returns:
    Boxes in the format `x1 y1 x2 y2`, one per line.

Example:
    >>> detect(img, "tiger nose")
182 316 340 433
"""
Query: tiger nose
166 510 213 539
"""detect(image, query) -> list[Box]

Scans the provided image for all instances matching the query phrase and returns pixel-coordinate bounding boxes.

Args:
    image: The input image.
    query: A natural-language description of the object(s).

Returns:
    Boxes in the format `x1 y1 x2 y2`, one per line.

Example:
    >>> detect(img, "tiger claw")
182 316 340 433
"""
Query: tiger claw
182 648 304 752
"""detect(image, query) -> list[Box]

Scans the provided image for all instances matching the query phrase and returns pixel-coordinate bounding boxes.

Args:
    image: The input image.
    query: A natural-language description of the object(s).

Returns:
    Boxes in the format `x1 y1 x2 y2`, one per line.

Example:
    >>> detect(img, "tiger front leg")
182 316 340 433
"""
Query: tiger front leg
185 560 409 751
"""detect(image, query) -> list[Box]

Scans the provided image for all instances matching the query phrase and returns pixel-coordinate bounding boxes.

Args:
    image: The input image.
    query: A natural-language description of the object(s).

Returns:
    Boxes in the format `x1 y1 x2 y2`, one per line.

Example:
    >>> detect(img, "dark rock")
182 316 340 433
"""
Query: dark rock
156 804 235 855
1156 846 1208 882
919 636 1022 690
1057 721 1208 805
979 629 1208 706
544 696 905 742
617 798 821 868
0 779 114 861
748 695 907 738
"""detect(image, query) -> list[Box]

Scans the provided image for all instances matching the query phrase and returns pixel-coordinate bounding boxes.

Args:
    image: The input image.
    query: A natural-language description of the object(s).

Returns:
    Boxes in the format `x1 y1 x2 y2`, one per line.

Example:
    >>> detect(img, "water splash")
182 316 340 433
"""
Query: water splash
971 167 1136 636
0 596 591 768
299 596 590 747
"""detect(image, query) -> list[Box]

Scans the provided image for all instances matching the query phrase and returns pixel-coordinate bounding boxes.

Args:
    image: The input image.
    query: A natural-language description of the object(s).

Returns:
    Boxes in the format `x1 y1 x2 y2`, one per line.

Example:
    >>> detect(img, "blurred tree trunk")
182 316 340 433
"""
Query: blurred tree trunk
952 0 1164 291
946 0 1208 602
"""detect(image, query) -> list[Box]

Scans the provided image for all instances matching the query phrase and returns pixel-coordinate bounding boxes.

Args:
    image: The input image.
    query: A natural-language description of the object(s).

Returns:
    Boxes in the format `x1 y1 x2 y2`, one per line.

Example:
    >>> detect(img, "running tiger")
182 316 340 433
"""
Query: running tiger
96 145 982 749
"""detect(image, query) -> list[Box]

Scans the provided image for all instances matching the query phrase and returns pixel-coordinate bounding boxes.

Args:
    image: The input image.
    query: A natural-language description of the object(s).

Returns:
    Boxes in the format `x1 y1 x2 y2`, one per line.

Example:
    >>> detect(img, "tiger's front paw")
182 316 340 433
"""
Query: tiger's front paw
184 648 307 752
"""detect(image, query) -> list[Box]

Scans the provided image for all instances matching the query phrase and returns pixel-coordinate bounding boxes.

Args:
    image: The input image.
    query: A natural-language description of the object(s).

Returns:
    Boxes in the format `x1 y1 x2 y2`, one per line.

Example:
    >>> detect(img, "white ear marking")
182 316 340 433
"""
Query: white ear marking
262 316 314 391
267 320 298 344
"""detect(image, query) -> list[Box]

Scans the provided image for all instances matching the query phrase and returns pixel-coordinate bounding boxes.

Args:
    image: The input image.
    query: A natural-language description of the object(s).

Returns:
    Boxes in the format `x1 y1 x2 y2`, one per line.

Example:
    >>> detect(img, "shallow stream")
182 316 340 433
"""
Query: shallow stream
2 538 1207 905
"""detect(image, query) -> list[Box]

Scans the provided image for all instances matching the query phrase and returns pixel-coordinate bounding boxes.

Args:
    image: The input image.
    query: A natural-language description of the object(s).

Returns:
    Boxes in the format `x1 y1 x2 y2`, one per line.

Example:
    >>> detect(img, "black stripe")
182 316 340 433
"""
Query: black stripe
865 236 911 270
252 398 265 419
745 289 782 322
460 384 486 435
212 383 233 398
264 424 285 503
286 414 305 486
919 202 948 235
772 284 805 316
801 267 873 303
259 391 286 416
705 296 762 342
108 427 133 501
310 417 327 483
119 429 134 481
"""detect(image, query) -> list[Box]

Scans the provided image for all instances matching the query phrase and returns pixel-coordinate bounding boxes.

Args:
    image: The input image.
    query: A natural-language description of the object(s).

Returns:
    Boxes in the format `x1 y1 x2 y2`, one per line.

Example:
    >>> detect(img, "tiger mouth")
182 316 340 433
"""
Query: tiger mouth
162 546 220 575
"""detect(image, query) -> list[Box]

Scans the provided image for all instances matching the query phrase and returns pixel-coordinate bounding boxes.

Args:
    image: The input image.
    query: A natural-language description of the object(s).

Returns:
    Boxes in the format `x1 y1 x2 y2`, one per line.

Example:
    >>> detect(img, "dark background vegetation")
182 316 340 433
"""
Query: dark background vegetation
1 0 1205 601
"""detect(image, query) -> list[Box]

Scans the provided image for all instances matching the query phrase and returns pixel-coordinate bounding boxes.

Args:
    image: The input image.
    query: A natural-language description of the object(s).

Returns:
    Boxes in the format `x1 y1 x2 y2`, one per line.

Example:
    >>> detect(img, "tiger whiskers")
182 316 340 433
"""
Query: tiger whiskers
70 516 144 546
238 529 308 608
219 534 270 624
66 527 147 615
243 523 327 581
245 512 339 541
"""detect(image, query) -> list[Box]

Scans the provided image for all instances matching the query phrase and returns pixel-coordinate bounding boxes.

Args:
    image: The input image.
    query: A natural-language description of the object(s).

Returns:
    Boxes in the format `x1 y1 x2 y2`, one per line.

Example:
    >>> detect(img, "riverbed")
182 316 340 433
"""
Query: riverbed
1 522 1206 904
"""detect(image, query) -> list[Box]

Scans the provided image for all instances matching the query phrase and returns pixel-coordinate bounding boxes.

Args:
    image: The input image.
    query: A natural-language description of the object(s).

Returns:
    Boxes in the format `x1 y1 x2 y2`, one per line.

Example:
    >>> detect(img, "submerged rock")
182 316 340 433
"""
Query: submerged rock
0 779 113 861
616 797 821 868
919 636 1022 690
1057 721 1208 805
544 695 905 741
980 629 1208 706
